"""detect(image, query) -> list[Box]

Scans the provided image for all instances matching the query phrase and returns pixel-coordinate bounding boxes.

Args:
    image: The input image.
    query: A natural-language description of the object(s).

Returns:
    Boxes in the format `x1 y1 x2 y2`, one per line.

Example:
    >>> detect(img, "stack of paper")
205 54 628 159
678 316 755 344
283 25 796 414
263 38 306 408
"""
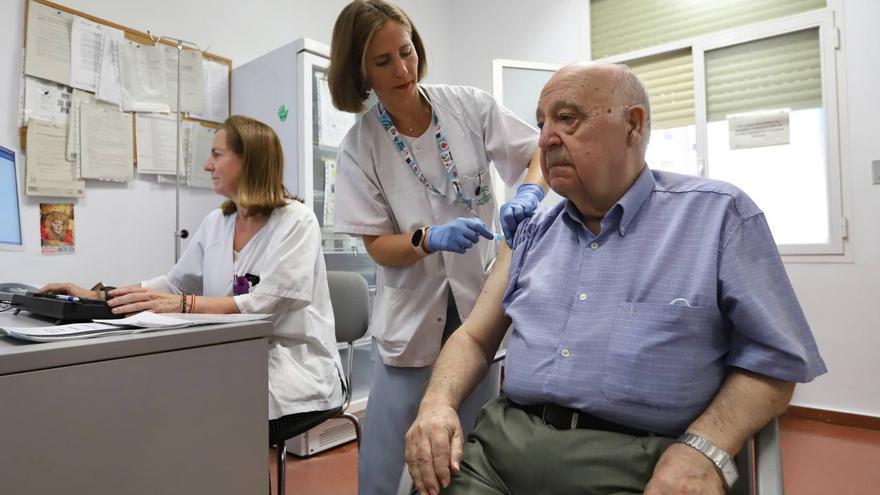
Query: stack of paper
1 312 270 342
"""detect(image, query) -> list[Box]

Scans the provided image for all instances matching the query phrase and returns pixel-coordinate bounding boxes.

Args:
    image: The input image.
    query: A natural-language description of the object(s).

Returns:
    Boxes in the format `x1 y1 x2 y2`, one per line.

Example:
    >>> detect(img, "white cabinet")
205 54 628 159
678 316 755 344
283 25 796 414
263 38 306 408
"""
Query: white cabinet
233 38 375 286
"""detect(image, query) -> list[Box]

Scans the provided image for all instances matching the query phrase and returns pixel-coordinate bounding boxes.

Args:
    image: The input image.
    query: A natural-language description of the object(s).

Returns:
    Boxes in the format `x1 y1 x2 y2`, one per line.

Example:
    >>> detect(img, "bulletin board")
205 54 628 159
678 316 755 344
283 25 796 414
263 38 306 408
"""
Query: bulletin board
19 0 231 185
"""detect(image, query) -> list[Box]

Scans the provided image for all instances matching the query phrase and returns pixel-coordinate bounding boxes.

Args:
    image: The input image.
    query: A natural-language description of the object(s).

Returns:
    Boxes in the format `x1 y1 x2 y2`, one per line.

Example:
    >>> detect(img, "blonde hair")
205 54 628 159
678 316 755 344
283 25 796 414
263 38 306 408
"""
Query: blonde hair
328 0 428 113
218 115 298 217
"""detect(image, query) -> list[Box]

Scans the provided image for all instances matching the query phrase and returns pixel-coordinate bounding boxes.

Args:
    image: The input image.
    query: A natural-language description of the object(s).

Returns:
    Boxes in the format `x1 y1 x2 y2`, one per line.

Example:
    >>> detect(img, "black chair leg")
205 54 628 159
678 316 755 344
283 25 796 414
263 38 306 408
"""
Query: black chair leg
276 442 287 495
340 412 362 448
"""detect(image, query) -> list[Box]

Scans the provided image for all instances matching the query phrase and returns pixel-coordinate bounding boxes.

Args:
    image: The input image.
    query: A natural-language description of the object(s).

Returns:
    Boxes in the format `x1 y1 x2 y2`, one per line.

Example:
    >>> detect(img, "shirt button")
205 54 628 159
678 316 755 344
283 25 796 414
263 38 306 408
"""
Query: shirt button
590 242 599 250
578 293 587 301
560 349 571 358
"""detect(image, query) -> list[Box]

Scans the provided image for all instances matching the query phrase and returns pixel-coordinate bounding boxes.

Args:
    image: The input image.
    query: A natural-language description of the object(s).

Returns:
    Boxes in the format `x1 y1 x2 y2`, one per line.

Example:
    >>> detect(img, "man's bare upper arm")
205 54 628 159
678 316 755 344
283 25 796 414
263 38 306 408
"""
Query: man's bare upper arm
458 244 514 363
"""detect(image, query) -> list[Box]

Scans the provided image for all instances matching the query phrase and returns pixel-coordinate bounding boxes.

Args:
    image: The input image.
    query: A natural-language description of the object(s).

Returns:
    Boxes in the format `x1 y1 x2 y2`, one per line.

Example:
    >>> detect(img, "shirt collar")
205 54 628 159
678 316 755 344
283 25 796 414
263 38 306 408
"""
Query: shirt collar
561 164 655 237
616 164 655 236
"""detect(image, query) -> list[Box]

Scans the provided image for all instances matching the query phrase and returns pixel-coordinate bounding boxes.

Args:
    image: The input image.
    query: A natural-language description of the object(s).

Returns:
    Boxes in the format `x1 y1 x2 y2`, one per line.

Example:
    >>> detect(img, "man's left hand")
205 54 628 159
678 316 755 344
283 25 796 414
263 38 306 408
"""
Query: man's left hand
644 442 725 495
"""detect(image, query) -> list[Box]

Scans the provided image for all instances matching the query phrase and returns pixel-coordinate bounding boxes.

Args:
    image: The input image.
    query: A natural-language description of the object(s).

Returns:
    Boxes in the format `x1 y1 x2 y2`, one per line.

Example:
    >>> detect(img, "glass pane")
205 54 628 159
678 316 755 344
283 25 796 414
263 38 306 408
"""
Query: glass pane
311 67 376 285
646 125 699 176
705 29 829 246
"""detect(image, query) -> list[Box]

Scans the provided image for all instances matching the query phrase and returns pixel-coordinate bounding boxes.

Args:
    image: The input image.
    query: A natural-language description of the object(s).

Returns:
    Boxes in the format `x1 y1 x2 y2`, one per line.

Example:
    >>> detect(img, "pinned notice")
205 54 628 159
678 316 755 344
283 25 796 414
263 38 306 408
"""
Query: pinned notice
728 109 790 150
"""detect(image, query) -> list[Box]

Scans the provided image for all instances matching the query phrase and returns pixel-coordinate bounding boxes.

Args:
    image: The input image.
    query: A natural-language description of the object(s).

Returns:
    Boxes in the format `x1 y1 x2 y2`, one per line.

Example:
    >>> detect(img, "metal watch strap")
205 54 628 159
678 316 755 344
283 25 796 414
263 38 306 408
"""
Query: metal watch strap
676 432 739 489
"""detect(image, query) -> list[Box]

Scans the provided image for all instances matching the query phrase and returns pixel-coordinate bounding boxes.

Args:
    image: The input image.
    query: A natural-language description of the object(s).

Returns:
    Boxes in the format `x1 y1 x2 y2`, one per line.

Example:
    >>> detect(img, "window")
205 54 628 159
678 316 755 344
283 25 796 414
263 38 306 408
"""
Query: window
592 3 842 255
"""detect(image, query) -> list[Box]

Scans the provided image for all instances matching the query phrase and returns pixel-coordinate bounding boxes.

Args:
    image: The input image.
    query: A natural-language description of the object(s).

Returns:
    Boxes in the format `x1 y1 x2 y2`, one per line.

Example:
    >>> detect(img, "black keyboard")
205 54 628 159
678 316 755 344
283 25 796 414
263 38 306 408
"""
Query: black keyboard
11 292 124 323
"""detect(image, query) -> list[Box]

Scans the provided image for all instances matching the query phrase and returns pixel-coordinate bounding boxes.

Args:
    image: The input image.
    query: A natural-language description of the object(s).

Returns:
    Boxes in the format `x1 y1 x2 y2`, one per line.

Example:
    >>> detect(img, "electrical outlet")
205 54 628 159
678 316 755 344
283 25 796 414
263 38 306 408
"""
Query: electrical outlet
873 160 880 185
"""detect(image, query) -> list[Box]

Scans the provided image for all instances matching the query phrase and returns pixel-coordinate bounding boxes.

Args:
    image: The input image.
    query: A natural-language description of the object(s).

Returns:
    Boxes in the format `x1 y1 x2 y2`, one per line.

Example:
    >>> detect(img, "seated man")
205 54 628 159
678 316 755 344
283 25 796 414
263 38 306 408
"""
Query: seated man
404 62 826 495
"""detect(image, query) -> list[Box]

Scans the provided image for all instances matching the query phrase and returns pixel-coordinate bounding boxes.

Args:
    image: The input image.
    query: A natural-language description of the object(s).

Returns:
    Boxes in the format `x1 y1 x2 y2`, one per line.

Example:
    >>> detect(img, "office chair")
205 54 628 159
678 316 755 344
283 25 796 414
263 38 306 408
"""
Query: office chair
268 271 370 495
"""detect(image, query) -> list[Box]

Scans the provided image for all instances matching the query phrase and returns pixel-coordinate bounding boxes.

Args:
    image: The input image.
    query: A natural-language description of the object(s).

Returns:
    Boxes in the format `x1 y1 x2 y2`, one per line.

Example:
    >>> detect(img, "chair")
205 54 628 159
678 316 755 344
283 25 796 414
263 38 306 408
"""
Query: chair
731 417 785 495
268 271 370 495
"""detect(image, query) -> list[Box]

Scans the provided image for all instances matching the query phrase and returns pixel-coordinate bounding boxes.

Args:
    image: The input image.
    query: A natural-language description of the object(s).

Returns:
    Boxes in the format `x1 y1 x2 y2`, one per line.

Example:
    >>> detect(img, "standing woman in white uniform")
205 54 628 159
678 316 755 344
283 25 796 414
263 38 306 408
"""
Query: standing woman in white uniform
328 1 546 493
40 115 344 422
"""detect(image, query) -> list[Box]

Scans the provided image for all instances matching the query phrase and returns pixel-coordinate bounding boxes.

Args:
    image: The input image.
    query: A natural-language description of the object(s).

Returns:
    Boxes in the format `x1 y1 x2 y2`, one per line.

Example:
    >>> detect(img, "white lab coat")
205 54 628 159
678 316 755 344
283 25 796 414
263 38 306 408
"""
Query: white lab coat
334 84 538 367
143 201 344 419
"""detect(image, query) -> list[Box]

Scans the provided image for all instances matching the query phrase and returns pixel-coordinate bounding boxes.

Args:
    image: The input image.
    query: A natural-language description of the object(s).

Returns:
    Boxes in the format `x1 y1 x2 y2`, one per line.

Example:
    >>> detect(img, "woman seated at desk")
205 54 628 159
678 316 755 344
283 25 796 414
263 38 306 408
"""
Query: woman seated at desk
41 115 344 420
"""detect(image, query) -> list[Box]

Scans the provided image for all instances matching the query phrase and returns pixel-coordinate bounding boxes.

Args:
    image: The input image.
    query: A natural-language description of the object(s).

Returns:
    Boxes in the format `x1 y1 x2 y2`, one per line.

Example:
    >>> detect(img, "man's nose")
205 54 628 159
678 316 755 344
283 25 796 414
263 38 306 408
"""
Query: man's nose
539 124 561 149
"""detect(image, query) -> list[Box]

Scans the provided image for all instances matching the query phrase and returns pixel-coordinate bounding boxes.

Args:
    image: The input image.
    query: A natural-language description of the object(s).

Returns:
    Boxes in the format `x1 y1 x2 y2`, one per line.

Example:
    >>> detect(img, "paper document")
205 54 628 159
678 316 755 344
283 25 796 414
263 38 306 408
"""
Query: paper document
189 59 229 123
69 17 124 92
94 312 271 328
1 312 270 342
24 0 74 86
136 113 182 175
25 119 84 198
23 76 72 125
66 89 93 161
118 42 170 112
96 37 123 106
79 101 134 181
160 45 204 113
316 75 355 148
188 124 215 188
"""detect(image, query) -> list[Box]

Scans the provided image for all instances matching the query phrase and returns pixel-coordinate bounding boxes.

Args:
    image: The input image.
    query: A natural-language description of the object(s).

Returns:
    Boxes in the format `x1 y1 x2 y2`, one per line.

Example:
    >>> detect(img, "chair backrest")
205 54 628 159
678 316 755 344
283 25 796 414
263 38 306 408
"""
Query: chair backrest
326 271 370 345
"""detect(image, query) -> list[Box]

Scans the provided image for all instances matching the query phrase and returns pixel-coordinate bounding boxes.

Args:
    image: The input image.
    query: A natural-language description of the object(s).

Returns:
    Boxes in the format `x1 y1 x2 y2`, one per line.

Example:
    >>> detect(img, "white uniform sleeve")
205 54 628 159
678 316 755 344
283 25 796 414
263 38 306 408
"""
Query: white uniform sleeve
333 133 397 236
470 87 539 185
142 214 210 295
234 292 308 315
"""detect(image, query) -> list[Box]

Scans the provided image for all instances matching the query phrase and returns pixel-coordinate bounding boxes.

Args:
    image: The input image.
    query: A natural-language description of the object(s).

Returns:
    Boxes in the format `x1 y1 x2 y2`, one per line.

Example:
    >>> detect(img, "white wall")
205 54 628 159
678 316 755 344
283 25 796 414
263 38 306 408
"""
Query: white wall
0 0 452 287
2 0 878 418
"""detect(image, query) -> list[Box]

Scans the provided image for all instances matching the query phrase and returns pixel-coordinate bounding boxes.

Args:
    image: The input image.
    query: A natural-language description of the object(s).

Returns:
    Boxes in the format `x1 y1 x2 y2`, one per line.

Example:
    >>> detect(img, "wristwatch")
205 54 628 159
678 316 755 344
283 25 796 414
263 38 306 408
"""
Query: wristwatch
411 227 430 257
676 432 738 489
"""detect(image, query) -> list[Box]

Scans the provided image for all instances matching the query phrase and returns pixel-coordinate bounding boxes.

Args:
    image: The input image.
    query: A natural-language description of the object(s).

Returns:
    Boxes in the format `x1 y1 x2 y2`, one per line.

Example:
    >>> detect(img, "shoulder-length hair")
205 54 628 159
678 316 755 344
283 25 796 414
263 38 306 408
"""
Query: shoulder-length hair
219 115 299 217
328 0 428 113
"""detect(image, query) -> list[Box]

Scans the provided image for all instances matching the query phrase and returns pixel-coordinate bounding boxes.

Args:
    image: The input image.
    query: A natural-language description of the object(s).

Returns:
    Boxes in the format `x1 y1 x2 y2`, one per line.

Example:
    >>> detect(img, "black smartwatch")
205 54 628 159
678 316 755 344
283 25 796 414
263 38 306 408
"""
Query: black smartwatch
411 227 430 257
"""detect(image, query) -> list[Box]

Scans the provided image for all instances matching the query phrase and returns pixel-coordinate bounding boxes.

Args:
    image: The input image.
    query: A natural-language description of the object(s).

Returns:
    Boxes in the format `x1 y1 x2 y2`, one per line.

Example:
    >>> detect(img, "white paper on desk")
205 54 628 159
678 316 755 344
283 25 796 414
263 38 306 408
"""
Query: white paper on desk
159 45 204 113
24 0 74 86
118 42 170 113
94 311 271 328
316 75 355 148
135 113 182 175
79 101 134 181
0 322 129 341
69 18 124 93
188 124 215 188
25 119 85 198
96 37 123 106
23 76 72 125
189 59 229 123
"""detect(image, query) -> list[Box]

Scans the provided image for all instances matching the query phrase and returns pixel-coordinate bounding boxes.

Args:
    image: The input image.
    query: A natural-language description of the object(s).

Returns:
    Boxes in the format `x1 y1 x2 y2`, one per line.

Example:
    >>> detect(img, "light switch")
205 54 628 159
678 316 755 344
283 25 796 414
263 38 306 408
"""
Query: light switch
873 160 880 185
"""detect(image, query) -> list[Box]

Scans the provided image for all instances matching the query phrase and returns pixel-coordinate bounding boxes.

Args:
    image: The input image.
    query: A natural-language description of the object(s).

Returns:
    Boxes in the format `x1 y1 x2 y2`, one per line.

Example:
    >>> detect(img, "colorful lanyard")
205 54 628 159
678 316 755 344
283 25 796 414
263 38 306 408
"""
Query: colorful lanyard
376 93 474 209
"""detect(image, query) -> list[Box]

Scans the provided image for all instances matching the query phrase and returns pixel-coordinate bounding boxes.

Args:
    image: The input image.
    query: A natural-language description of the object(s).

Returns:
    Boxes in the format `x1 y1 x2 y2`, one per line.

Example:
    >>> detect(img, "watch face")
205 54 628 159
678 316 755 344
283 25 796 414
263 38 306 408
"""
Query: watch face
411 228 423 247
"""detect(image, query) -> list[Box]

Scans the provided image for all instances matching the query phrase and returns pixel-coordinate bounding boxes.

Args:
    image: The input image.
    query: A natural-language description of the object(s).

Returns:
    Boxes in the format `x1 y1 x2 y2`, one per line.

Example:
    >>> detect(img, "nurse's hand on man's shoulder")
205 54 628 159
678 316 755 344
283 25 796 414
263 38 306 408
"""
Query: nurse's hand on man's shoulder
405 401 464 495
500 183 544 247
106 286 183 315
427 217 494 254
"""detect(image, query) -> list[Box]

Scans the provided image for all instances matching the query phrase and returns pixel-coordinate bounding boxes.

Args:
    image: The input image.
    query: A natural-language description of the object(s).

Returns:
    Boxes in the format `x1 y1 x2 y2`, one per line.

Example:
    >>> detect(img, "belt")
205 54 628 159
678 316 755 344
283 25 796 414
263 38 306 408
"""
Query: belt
508 399 654 437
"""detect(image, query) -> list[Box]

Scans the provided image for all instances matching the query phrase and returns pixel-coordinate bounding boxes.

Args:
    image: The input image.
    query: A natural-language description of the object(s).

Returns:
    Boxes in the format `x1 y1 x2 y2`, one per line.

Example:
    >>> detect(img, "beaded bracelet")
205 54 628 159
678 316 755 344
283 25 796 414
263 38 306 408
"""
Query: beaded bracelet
180 293 187 313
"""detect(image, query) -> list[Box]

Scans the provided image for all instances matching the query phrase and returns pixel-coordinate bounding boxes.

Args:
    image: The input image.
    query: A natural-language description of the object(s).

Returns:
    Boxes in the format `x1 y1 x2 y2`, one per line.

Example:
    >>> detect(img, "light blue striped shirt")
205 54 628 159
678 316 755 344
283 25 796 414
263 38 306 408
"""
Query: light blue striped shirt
502 166 826 436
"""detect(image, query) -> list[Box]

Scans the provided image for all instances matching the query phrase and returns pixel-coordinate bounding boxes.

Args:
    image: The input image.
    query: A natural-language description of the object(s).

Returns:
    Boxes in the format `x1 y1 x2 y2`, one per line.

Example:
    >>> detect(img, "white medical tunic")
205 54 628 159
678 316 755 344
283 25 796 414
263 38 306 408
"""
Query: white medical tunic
143 201 344 419
334 84 538 367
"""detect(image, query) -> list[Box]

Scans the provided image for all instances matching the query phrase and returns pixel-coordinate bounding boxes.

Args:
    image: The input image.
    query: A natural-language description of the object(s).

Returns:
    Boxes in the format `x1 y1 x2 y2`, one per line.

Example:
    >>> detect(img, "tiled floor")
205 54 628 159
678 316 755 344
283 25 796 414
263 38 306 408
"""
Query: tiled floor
270 417 880 494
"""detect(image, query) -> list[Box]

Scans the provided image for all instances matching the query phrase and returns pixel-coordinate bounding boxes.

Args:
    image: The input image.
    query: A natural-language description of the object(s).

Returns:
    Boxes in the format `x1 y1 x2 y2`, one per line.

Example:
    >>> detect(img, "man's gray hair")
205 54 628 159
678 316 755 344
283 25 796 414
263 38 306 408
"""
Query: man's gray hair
614 64 651 150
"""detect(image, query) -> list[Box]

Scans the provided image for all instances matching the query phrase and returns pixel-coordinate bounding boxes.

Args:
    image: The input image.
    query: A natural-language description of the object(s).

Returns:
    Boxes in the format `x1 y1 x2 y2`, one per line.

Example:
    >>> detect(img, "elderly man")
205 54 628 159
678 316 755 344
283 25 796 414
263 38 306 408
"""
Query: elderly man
404 62 826 495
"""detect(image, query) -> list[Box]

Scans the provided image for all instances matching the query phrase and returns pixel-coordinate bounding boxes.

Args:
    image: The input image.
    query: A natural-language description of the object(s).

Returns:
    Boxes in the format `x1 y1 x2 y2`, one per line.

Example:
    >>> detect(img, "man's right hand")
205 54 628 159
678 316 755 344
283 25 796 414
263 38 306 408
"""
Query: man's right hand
405 402 465 495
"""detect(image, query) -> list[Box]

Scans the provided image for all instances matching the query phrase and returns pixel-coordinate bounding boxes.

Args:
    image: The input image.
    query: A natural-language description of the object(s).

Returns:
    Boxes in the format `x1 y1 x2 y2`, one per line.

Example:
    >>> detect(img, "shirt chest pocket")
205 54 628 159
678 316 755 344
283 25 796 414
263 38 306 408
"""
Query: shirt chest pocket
601 302 723 410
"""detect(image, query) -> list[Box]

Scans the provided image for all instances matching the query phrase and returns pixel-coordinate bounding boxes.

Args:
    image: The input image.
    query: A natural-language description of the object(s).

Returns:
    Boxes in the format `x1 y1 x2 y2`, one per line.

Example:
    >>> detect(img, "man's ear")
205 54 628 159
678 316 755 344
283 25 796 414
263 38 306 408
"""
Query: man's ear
625 105 647 145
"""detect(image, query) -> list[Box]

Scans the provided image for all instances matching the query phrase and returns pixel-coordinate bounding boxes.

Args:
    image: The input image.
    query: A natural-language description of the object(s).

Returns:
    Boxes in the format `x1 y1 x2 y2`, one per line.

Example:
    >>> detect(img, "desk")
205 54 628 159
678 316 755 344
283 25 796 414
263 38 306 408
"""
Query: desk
0 312 272 494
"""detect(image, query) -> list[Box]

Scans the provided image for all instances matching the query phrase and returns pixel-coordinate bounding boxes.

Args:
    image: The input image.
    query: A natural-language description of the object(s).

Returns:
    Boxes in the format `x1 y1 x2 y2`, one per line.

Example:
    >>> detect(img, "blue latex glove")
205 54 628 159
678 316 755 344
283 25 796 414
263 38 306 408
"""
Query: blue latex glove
500 183 544 246
427 217 494 254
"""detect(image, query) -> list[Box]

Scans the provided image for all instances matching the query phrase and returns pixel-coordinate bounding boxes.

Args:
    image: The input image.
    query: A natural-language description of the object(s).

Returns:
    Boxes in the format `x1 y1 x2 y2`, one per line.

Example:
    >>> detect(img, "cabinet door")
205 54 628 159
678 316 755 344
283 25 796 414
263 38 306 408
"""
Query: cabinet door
298 52 376 287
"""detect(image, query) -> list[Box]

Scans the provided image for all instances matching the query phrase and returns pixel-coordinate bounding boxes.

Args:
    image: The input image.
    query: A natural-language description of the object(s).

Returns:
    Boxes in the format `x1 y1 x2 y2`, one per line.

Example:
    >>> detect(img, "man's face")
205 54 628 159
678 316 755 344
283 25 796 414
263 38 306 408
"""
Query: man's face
536 67 642 216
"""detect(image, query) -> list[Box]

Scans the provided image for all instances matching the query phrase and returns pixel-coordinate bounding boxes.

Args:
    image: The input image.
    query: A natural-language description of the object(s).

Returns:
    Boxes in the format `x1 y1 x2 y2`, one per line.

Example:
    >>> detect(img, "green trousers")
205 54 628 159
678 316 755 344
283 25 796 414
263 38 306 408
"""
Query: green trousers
446 397 676 495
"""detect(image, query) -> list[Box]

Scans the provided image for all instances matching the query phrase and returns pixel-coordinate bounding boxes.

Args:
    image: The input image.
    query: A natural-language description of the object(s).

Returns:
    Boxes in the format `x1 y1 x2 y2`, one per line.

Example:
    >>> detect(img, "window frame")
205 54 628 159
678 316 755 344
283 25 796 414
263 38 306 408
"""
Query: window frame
597 9 844 256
